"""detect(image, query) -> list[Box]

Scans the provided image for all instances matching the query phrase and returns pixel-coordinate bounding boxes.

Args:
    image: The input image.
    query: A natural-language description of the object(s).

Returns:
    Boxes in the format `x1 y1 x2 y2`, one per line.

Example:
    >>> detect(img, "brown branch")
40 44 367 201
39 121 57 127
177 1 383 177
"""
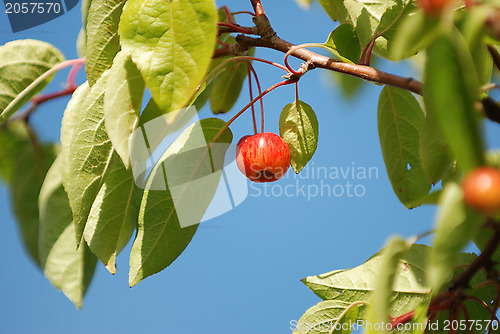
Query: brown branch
450 219 500 291
250 0 265 17
234 35 422 95
227 0 423 94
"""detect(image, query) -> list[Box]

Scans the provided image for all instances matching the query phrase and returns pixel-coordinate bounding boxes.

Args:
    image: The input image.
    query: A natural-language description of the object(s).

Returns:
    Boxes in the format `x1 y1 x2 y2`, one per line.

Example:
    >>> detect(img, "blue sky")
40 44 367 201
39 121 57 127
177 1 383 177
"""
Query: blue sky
0 1 499 334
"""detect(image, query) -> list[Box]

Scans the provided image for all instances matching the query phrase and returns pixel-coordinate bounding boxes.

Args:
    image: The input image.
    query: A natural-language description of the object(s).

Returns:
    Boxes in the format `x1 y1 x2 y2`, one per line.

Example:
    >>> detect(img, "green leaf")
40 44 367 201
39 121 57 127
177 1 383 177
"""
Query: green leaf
0 40 65 123
474 229 500 273
119 0 217 114
10 143 58 267
60 82 91 182
377 86 431 208
366 236 408 334
419 111 453 184
318 0 349 23
391 11 440 60
85 0 126 86
76 0 93 57
129 118 232 286
423 30 485 172
65 71 114 248
428 183 483 293
326 24 360 63
0 121 31 184
83 151 138 274
279 100 319 173
411 302 431 334
209 49 254 114
104 51 145 167
292 300 361 334
461 6 493 86
441 162 462 187
318 0 416 59
302 244 431 317
39 156 97 308
138 98 163 128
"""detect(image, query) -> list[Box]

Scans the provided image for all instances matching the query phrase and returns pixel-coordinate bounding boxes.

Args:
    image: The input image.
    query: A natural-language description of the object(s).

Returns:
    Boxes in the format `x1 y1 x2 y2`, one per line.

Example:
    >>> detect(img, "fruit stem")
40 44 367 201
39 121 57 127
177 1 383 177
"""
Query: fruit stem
295 81 299 102
209 79 296 147
247 63 258 134
217 22 254 35
247 63 264 133
221 5 238 26
231 10 256 16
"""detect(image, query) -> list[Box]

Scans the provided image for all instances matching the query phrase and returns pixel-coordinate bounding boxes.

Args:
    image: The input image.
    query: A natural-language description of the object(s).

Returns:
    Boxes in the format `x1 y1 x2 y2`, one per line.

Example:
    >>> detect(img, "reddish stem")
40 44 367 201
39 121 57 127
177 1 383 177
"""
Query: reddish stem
465 295 497 319
67 61 83 87
284 51 303 76
247 63 258 134
247 63 264 133
221 6 236 25
217 38 230 48
217 22 253 35
11 60 85 125
389 310 415 329
209 79 296 147
31 61 83 106
461 304 472 334
232 11 256 16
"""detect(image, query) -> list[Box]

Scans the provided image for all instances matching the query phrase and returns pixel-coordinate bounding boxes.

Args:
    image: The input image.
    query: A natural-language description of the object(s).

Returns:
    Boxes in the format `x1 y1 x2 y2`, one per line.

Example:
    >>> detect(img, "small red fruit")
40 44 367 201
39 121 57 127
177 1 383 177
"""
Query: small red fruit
462 166 500 215
418 0 455 15
236 132 291 183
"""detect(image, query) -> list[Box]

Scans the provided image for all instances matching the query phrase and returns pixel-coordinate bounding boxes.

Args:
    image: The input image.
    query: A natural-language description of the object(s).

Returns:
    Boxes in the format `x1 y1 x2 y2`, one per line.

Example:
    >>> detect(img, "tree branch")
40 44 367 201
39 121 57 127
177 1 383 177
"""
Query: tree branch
234 35 422 95
449 219 500 291
250 0 265 17
233 1 424 94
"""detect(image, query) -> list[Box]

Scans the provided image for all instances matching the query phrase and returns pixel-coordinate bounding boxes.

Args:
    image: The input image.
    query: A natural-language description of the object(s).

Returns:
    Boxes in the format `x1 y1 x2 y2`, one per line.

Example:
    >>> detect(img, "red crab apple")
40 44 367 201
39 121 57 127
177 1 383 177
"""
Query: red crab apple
418 0 455 15
462 166 500 215
236 132 291 183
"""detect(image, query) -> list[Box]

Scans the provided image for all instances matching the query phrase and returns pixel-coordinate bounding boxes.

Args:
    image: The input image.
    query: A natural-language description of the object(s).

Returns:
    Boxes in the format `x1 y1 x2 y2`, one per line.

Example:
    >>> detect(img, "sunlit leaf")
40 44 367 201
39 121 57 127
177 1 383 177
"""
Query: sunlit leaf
0 40 65 123
65 71 114 248
119 0 217 114
318 0 416 59
39 156 97 308
302 244 431 318
129 118 232 286
279 99 319 173
366 236 408 334
325 24 360 63
293 300 361 334
86 0 126 86
83 151 138 274
60 82 91 182
104 51 145 167
76 0 93 57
